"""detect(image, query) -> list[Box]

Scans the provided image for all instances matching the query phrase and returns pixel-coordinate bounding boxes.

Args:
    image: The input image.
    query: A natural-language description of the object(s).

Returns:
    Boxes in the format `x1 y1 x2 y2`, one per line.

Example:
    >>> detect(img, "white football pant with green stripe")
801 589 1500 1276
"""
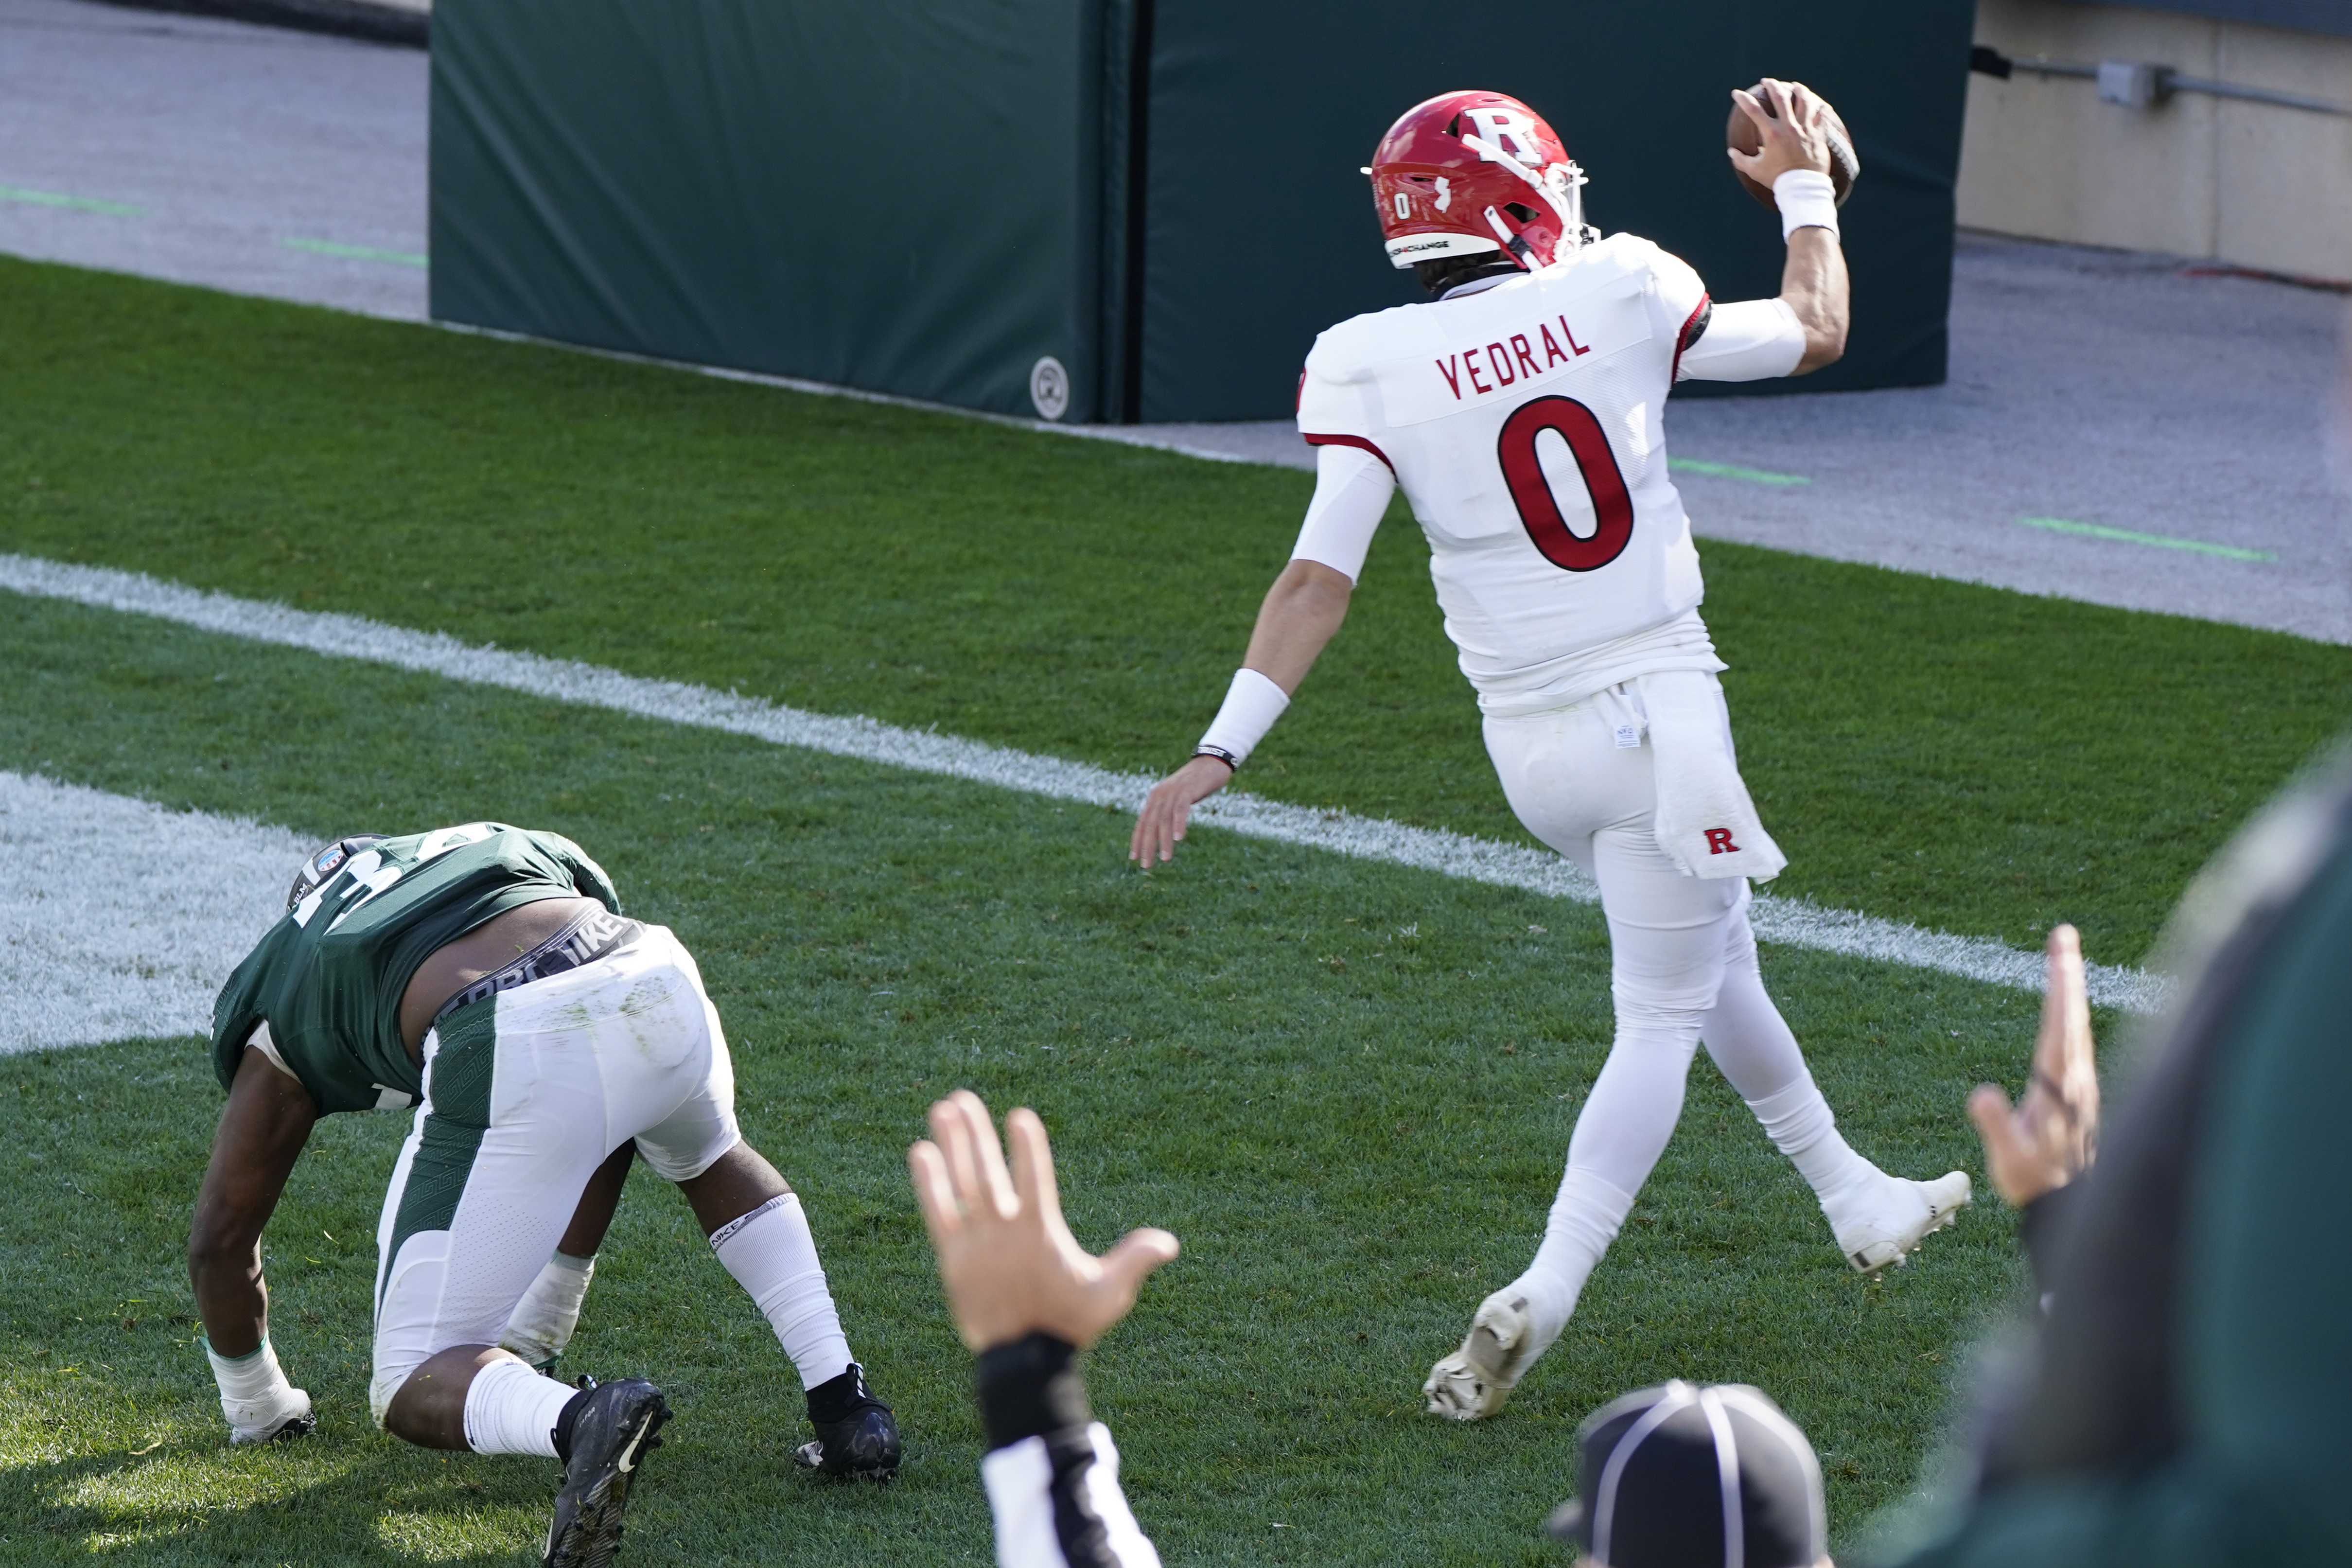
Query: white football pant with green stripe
368 925 739 1425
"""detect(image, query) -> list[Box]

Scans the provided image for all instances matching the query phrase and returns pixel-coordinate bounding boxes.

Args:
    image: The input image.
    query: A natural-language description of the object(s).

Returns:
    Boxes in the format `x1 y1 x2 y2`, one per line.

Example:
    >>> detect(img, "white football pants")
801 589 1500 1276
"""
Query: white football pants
368 924 742 1425
1482 680 1860 1321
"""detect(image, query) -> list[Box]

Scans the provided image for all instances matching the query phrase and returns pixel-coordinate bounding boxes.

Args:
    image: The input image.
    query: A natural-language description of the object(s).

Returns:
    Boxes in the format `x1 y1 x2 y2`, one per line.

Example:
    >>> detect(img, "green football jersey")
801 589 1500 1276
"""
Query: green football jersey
211 824 622 1114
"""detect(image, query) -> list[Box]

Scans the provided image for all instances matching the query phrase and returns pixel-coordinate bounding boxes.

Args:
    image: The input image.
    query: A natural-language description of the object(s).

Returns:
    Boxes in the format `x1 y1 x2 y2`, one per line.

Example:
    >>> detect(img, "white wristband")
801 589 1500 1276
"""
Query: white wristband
498 1250 596 1369
206 1335 315 1443
1773 169 1839 241
1197 668 1290 769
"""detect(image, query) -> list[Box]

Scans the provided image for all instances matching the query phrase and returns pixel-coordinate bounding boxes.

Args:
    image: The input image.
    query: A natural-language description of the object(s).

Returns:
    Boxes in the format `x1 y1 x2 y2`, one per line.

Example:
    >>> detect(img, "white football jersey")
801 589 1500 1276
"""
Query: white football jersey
1297 233 1738 716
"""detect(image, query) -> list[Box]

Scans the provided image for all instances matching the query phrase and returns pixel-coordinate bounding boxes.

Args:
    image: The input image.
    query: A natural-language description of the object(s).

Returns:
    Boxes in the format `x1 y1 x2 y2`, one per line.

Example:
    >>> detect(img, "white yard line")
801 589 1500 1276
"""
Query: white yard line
0 770 302 1051
0 551 2170 1013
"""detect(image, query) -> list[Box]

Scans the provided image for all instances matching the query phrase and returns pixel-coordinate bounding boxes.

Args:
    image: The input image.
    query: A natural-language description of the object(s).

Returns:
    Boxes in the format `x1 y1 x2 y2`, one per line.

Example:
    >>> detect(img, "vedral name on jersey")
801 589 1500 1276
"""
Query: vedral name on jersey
1385 279 1650 427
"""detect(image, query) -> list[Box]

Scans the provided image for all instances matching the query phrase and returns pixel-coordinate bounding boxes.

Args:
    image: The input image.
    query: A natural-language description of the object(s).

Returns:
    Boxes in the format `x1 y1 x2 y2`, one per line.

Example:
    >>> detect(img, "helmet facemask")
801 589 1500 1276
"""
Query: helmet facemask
1457 130 1596 266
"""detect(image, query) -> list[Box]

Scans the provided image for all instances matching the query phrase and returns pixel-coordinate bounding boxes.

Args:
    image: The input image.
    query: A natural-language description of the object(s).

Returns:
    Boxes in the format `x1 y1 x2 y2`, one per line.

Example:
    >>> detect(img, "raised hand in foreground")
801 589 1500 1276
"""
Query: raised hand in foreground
909 1091 1179 1351
1968 923 2102 1207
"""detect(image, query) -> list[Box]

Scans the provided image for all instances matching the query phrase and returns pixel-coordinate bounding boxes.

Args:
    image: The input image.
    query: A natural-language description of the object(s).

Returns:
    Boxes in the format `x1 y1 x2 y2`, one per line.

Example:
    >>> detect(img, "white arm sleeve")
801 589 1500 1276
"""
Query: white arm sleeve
983 1425 1163 1568
1289 442 1396 583
1677 298 1806 382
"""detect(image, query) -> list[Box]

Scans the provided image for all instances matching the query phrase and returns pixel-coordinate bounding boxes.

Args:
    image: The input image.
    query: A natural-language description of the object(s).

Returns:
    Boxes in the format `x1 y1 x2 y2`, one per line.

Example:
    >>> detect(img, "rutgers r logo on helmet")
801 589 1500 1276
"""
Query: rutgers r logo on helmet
1457 105 1545 165
1363 90 1599 273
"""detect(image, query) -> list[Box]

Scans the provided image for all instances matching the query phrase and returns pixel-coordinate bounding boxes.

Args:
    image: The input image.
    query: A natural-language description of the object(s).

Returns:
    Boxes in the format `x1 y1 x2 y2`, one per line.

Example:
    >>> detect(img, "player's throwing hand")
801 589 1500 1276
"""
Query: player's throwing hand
1968 924 2102 1207
909 1091 1180 1351
1727 79 1834 192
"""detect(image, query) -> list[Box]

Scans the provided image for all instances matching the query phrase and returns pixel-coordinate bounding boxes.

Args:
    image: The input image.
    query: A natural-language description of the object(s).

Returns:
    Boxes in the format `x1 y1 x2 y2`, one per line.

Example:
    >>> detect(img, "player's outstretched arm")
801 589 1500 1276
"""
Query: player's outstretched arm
912 1092 1177 1568
1728 79 1849 373
1129 559 1352 865
1968 924 2101 1208
189 1047 320 1441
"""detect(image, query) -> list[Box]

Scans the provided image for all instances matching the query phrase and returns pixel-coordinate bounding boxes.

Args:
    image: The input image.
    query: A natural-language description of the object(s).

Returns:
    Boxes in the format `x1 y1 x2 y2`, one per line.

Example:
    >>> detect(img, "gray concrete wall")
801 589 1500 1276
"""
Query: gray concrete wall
1958 0 2352 280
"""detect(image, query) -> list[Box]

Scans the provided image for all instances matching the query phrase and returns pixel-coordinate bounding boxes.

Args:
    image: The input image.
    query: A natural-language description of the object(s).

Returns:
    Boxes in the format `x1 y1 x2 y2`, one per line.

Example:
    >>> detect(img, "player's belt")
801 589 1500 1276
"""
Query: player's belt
431 906 645 1027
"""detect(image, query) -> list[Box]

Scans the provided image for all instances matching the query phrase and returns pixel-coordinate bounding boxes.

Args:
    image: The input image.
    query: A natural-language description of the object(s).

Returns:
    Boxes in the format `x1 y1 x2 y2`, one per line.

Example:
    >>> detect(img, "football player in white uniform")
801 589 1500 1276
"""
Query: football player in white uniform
1130 83 1969 1421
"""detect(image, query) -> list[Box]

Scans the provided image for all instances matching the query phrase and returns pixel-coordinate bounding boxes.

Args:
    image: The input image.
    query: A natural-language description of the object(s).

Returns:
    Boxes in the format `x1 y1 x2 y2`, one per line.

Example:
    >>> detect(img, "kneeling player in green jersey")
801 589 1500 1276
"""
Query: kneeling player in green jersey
190 823 900 1566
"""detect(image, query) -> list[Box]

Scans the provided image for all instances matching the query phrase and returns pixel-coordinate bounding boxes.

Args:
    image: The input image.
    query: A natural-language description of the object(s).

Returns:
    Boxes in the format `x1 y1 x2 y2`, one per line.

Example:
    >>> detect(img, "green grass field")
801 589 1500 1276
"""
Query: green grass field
1 256 2347 1565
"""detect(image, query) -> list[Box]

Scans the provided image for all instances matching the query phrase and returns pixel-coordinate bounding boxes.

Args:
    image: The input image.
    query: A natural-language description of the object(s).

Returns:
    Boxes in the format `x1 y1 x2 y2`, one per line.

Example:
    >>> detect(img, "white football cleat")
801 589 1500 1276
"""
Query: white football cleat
1423 1289 1543 1421
1828 1170 1972 1275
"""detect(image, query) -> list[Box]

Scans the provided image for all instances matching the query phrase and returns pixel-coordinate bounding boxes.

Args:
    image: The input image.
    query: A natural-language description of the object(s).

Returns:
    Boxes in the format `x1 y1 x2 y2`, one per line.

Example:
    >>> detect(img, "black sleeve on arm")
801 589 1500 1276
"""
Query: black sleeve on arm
977 1332 1091 1450
2017 1177 2089 1303
977 1334 1161 1568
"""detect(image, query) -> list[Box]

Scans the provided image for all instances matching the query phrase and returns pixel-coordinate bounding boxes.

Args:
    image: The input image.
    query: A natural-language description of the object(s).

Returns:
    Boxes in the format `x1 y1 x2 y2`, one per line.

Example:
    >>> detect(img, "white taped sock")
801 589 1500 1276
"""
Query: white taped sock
710 1193 853 1390
1515 1167 1639 1352
1746 1076 1877 1204
499 1250 595 1367
461 1357 574 1457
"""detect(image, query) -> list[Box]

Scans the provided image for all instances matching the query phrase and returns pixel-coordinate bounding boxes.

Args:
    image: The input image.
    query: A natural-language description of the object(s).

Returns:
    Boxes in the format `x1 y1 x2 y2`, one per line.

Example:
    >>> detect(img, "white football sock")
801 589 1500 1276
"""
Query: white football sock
498 1250 595 1367
1745 1076 1878 1206
1515 1167 1640 1352
1502 981 1706 1358
1693 912 1880 1205
710 1193 853 1390
461 1357 574 1457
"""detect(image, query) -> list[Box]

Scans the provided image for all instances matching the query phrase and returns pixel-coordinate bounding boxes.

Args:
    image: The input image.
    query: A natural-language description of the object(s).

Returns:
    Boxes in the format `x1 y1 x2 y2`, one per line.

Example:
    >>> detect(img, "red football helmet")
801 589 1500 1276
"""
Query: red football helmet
1364 90 1596 272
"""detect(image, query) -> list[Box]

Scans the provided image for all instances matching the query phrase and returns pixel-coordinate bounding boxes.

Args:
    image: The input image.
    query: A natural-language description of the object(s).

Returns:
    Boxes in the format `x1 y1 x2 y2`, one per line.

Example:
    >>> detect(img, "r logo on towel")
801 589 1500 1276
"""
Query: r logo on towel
1703 828 1740 855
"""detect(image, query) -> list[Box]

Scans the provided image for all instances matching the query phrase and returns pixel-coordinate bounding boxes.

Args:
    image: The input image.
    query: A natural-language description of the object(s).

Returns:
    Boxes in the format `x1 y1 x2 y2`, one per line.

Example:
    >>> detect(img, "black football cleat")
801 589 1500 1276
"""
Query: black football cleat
544 1377 669 1568
791 1362 900 1480
266 1409 320 1443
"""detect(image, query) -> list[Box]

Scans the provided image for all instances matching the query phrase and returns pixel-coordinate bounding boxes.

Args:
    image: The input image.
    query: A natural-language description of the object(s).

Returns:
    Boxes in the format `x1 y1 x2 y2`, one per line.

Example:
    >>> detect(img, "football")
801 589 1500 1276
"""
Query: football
1727 82 1860 210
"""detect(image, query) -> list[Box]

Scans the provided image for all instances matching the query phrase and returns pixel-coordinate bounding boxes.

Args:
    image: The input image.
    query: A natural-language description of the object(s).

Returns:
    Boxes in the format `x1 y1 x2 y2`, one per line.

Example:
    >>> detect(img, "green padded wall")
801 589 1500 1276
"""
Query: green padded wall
430 0 1122 420
1132 0 1980 419
430 0 1975 424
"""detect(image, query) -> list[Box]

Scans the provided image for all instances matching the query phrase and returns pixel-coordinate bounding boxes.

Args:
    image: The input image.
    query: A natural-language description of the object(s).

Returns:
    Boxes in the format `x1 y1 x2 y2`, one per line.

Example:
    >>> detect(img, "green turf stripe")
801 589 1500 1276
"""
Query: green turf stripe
280 238 429 268
2019 516 2277 562
1669 457 1811 486
0 185 140 216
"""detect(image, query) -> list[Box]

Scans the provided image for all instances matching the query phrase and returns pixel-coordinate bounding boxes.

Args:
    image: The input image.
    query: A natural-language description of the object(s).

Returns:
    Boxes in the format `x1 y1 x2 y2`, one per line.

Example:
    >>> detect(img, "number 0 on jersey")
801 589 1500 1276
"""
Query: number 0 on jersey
1496 395 1635 573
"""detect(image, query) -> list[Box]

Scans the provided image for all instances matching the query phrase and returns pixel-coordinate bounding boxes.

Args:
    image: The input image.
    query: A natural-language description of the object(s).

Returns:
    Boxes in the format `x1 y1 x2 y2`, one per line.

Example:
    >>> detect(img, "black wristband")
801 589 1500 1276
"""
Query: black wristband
2019 1174 2090 1300
1194 745 1239 772
975 1332 1090 1450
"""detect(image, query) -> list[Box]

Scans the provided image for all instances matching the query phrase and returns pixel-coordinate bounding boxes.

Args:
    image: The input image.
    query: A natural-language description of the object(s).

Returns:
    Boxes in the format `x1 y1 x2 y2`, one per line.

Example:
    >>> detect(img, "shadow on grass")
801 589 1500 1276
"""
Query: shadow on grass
0 1435 563 1564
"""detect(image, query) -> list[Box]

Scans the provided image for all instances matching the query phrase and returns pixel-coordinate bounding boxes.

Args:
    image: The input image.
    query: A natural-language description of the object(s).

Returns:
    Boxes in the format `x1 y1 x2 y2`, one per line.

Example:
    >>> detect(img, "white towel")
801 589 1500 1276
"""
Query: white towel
1638 669 1786 882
